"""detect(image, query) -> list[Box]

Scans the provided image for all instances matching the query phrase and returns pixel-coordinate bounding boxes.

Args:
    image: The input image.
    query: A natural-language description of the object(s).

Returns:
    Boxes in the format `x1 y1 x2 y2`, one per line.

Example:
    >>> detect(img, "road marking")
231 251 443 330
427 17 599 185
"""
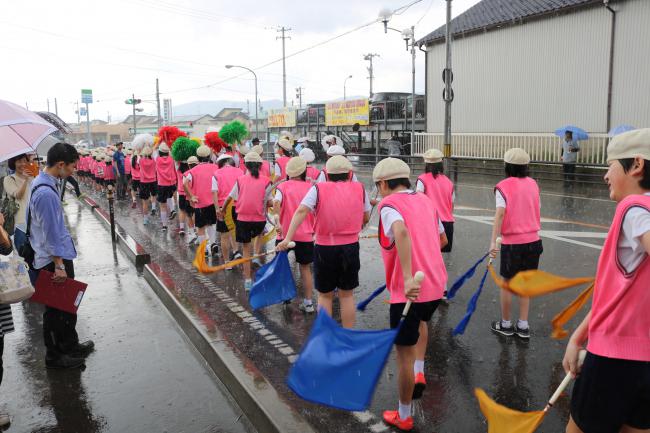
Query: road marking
457 182 612 202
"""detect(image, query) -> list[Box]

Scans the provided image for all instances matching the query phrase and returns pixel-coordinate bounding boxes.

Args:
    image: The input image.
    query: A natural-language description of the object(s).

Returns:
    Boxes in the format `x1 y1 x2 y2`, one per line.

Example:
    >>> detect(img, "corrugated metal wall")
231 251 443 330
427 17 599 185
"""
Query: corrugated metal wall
610 0 650 128
426 5 613 133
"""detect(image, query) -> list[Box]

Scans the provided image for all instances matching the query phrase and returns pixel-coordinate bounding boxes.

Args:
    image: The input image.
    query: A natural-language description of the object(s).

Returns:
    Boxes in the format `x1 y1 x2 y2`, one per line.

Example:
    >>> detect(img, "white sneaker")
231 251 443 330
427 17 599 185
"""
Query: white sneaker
186 234 198 245
299 302 315 313
0 414 10 427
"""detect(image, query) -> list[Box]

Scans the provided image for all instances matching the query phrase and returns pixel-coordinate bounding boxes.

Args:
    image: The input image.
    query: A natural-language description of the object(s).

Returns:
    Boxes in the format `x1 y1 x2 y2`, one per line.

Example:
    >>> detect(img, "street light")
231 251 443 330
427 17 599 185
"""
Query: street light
378 8 392 33
343 75 353 100
226 64 259 139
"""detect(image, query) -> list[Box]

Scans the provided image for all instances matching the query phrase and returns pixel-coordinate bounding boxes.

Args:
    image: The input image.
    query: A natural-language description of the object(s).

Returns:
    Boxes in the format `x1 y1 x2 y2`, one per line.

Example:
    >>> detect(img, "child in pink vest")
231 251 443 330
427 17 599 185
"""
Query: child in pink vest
490 148 542 339
274 138 293 179
563 129 650 433
417 148 455 253
177 157 198 243
221 152 271 291
277 155 370 328
130 151 141 208
155 143 177 232
96 157 106 194
212 154 242 265
250 144 272 178
138 147 158 225
184 145 219 254
273 157 316 313
299 148 320 183
103 155 116 188
374 158 448 431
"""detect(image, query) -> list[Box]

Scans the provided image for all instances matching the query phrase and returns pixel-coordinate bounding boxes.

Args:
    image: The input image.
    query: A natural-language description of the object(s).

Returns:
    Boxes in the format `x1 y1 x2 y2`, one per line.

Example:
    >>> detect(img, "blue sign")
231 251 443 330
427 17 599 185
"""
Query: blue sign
79 107 87 116
81 89 93 104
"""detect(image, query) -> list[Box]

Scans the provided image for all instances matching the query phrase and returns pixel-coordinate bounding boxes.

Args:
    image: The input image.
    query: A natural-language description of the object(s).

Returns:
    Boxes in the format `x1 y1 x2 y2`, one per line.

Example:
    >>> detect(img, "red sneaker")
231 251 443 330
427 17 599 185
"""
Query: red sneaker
413 372 427 399
131 201 136 209
383 410 413 431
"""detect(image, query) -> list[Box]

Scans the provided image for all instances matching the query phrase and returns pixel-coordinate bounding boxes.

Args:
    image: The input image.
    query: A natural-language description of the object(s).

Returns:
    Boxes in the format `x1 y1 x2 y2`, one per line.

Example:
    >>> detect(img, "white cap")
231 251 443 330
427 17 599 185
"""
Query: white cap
217 153 233 163
286 157 307 177
326 145 345 156
325 155 352 175
503 148 530 165
141 146 153 157
187 156 199 165
251 144 264 155
299 148 315 163
278 138 293 151
244 151 263 163
373 157 410 182
607 128 650 162
158 142 170 153
422 148 444 163
196 145 211 158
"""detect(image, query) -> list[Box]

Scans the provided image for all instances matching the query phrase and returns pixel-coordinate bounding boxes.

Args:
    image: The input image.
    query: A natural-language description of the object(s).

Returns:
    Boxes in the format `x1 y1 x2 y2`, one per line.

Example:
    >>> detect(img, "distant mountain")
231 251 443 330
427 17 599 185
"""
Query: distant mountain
171 99 285 116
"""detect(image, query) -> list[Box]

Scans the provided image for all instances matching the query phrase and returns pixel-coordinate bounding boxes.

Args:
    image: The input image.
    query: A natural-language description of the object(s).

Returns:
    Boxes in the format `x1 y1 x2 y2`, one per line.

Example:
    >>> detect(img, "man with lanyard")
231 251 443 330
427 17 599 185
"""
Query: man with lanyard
29 143 94 369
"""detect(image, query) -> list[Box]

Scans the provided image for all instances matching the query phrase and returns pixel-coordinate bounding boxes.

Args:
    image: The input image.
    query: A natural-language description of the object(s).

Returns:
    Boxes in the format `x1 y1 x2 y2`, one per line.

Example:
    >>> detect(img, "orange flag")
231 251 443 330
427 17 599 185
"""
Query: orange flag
475 388 545 433
551 283 594 339
488 265 593 298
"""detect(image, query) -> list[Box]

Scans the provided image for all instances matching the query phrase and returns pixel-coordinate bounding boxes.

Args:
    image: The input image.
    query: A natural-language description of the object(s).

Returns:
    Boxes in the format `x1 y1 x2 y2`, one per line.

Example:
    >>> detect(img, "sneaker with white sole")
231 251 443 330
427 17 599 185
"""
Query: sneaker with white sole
186 234 198 245
210 243 220 257
491 320 514 337
0 413 10 427
515 325 530 339
233 251 242 260
299 303 315 313
252 258 263 267
244 279 253 292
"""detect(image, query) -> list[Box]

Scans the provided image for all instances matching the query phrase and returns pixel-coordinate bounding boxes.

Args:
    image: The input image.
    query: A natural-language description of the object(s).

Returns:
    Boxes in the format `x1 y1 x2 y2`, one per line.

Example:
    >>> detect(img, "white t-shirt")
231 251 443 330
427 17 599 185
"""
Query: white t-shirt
495 190 506 208
414 179 455 201
618 193 650 273
228 182 240 200
300 185 371 212
184 173 193 183
379 190 445 241
211 176 218 192
274 189 283 204
316 171 359 183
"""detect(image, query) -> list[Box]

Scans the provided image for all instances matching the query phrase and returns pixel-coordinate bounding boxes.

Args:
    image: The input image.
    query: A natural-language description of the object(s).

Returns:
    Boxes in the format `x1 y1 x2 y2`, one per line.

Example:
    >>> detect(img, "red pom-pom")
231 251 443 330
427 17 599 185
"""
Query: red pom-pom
204 131 226 153
158 126 187 147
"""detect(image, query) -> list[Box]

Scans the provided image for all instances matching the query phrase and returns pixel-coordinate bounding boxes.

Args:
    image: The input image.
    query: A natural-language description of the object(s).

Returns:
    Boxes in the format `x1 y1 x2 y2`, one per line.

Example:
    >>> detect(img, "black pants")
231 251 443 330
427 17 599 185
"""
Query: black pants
38 260 79 358
563 163 576 182
61 176 81 199
116 174 127 199
0 335 4 386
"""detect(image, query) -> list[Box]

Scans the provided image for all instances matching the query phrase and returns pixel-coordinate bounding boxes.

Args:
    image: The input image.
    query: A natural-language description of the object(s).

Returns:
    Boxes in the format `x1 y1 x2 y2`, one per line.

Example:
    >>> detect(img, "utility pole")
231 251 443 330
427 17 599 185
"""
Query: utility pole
54 98 58 116
75 101 80 124
132 93 137 137
47 99 50 112
443 0 454 158
247 99 250 114
276 26 291 107
85 102 91 146
363 53 380 99
295 87 303 108
156 78 162 129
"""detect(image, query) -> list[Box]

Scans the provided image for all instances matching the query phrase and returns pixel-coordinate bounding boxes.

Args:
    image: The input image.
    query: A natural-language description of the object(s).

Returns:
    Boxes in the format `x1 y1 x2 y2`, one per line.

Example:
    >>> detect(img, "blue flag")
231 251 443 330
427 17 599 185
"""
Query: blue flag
248 252 297 310
453 267 489 335
287 310 398 411
356 284 387 311
447 253 489 300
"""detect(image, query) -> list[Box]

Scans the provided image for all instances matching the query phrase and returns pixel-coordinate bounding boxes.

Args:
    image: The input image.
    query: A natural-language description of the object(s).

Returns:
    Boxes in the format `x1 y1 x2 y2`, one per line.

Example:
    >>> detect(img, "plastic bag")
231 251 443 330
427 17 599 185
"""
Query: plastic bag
0 253 35 304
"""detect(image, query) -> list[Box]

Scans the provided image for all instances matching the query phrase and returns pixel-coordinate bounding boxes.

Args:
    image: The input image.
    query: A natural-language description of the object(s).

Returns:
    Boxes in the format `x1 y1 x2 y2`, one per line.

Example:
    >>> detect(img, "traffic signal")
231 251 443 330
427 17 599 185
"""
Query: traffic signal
124 98 142 105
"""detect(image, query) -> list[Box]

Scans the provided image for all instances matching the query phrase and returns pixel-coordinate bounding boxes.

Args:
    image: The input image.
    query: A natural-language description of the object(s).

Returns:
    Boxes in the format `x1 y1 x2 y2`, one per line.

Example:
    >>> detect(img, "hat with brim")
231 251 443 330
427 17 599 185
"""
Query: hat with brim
299 148 315 163
158 142 170 153
373 157 411 182
187 156 199 165
326 145 345 156
278 138 293 151
196 145 211 158
607 128 650 163
504 148 530 165
217 154 233 163
244 151 263 163
251 144 264 155
325 155 352 175
423 148 444 163
286 157 307 177
142 146 153 157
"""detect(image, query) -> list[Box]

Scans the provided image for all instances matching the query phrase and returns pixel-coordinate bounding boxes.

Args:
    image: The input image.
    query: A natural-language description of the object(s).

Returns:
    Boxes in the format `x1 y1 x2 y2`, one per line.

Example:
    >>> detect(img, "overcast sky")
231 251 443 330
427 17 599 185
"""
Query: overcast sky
1 0 480 123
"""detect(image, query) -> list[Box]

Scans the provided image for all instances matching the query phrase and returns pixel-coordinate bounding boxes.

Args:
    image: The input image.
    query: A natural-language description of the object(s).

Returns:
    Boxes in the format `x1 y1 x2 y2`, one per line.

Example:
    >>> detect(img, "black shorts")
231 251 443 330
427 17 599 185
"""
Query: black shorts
126 174 132 181
313 242 360 293
276 239 314 265
235 220 265 243
571 352 650 433
216 207 237 233
131 179 140 191
156 184 176 203
390 301 441 346
195 205 217 228
500 239 543 279
139 181 157 200
441 221 454 253
178 195 194 216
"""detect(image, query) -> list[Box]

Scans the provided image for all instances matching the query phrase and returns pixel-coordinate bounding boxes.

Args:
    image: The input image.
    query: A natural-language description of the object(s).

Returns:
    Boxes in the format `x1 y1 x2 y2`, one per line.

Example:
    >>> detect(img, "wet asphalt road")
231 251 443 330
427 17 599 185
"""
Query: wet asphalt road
1 200 255 433
60 170 612 433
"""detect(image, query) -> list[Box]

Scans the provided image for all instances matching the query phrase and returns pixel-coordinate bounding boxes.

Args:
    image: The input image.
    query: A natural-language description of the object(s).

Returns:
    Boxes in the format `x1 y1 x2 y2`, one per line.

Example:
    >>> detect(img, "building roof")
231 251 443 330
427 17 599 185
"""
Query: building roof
418 0 601 46
121 115 159 125
172 114 213 123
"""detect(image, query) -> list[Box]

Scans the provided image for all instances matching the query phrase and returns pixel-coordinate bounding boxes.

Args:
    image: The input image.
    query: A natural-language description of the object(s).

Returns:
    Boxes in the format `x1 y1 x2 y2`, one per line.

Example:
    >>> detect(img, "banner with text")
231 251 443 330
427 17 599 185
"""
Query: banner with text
268 108 296 128
325 99 369 126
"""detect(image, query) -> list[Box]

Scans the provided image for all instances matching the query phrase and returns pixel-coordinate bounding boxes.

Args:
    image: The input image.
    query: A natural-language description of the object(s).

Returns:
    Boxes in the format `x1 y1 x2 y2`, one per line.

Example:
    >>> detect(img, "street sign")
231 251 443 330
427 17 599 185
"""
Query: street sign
81 89 93 104
80 107 87 116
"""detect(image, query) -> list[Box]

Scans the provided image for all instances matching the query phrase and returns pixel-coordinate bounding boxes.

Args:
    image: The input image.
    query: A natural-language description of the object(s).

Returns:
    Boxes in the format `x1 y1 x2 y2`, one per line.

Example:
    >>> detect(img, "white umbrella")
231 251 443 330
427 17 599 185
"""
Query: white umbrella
0 99 57 163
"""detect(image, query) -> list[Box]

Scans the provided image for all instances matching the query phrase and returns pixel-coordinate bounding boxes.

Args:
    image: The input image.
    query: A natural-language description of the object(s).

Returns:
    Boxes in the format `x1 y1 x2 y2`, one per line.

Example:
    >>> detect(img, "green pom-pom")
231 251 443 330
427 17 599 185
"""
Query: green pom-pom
219 120 249 145
171 136 199 161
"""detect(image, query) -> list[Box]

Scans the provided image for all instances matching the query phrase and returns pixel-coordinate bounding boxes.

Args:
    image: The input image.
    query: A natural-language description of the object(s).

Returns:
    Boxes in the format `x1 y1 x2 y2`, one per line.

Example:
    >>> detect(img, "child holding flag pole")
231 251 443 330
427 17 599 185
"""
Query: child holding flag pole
373 158 448 431
563 129 650 433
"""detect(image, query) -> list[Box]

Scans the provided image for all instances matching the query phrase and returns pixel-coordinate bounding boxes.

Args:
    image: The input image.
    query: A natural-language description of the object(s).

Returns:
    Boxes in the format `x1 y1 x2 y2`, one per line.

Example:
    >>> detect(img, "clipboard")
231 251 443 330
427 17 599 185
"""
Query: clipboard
31 270 88 314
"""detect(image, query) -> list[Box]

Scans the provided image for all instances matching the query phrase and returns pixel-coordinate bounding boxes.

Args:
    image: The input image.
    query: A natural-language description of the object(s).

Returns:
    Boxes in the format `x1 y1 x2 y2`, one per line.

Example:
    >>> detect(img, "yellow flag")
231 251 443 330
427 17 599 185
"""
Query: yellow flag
224 202 236 232
261 227 277 245
475 388 545 433
551 283 594 339
488 265 593 298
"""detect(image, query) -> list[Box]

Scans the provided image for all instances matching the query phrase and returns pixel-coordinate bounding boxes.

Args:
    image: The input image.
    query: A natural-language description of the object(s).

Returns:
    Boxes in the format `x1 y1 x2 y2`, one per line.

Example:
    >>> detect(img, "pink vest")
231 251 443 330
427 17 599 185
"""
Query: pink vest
235 174 270 222
187 163 219 208
306 166 320 183
495 177 541 245
97 161 106 178
588 195 650 361
139 158 157 183
276 156 290 179
277 180 314 242
313 181 365 246
79 157 86 171
131 157 140 180
156 156 176 186
261 160 272 178
91 160 97 176
417 173 455 222
214 166 241 207
176 168 185 195
124 156 132 174
104 163 115 180
379 192 447 303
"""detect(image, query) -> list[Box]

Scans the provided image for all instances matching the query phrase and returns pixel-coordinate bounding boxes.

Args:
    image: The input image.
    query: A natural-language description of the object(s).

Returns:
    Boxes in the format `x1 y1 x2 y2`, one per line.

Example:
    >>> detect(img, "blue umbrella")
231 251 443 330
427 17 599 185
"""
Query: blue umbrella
608 124 635 137
554 125 589 141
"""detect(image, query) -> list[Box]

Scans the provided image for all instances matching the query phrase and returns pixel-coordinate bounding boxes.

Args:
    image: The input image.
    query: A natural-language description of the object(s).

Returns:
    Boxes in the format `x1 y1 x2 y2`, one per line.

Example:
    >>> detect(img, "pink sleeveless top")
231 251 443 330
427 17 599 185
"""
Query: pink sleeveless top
156 156 176 186
176 168 185 195
495 177 541 245
379 192 447 303
276 156 290 179
131 157 140 180
417 173 455 222
187 163 219 208
97 161 106 178
214 166 241 207
124 156 132 174
306 166 320 183
277 180 314 242
235 174 270 222
139 158 157 183
104 163 115 180
313 181 365 246
588 194 650 361
260 161 272 178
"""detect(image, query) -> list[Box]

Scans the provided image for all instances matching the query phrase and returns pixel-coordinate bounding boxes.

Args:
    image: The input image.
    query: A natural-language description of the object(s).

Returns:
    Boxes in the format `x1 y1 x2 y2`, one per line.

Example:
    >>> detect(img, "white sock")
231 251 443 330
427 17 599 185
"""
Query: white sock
167 198 174 212
160 211 168 226
517 319 529 330
414 360 424 375
179 222 185 230
206 225 217 244
398 401 411 420
151 201 157 210
501 319 512 328
304 298 313 305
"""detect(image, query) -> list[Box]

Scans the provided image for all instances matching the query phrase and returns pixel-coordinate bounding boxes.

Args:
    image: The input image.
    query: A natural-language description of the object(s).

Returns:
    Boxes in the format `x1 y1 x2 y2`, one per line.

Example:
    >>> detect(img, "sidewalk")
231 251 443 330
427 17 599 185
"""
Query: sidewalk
1 199 255 433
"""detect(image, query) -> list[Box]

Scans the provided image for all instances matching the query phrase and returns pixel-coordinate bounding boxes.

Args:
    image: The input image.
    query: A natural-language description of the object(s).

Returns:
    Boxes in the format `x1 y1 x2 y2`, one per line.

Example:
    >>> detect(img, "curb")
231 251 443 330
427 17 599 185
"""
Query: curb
76 194 316 433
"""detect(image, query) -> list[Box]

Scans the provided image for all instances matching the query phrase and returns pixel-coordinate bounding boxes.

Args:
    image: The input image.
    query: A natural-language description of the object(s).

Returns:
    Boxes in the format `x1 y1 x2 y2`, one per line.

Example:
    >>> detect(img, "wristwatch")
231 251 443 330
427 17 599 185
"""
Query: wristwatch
55 264 65 271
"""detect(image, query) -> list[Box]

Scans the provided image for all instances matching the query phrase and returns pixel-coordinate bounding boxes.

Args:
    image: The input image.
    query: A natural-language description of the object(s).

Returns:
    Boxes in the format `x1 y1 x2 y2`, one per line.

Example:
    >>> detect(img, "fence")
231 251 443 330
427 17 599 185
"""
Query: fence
412 132 609 166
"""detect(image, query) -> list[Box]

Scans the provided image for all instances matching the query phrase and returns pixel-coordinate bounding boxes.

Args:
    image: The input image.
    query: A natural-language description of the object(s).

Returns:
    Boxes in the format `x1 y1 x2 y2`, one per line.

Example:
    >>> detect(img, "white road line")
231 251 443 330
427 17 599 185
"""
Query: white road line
353 411 374 423
458 182 612 202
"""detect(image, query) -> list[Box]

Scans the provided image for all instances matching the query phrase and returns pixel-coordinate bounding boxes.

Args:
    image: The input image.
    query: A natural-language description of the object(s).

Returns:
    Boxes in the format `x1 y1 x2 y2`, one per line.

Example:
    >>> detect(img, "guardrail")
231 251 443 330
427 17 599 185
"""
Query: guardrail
412 132 609 166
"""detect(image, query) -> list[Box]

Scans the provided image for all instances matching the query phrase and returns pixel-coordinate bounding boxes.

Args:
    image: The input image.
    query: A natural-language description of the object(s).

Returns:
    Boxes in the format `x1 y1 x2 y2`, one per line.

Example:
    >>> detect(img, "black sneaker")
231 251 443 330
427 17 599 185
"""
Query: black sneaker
233 251 242 260
69 340 95 358
490 320 514 337
169 210 177 220
210 243 220 257
46 354 85 369
515 325 530 340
